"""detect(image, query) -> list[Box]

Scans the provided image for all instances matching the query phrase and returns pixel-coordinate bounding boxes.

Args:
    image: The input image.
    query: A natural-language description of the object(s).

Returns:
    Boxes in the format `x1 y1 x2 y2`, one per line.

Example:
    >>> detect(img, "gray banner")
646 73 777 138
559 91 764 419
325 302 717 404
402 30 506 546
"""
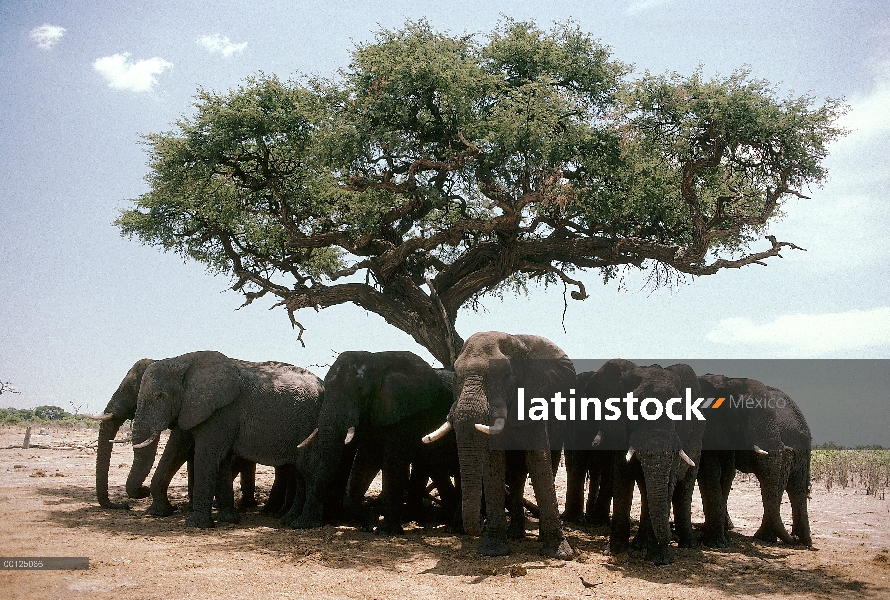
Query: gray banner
0 557 89 570
481 359 890 450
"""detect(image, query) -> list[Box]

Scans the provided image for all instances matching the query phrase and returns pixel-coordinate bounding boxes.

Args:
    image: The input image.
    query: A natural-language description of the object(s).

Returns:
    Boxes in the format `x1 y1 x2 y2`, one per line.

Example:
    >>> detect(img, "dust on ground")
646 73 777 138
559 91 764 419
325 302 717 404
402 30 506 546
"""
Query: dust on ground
1 425 888 599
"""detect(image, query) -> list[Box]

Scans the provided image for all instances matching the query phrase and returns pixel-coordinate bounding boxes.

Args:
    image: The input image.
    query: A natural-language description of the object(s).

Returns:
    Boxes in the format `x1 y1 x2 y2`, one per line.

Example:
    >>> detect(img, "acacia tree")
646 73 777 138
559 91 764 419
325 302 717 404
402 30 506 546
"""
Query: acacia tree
117 20 843 367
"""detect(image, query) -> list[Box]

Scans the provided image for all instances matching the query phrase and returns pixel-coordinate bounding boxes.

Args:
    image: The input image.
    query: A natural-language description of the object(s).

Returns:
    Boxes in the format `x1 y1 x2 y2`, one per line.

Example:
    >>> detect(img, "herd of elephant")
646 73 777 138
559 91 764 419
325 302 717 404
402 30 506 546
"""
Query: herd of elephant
89 331 812 565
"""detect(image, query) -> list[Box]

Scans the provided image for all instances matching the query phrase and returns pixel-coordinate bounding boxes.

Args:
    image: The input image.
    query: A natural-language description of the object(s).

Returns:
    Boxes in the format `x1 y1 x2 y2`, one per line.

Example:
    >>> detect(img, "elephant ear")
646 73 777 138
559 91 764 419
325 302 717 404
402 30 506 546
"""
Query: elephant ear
176 352 241 431
373 369 438 428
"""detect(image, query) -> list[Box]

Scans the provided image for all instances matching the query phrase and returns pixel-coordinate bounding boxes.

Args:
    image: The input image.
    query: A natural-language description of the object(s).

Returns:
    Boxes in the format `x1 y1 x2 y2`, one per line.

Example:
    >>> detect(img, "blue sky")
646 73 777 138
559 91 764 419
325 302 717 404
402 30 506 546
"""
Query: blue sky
1 1 889 426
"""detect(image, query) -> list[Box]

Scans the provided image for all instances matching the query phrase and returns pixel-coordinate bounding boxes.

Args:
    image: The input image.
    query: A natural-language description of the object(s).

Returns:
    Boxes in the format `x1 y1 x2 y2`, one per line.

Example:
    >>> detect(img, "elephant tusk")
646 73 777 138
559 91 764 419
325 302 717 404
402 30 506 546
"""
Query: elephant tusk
297 428 318 449
592 430 603 447
422 422 452 444
110 437 131 444
625 447 635 462
783 445 795 453
132 432 159 449
753 445 769 456
679 449 696 467
344 426 356 445
83 413 114 421
475 417 505 435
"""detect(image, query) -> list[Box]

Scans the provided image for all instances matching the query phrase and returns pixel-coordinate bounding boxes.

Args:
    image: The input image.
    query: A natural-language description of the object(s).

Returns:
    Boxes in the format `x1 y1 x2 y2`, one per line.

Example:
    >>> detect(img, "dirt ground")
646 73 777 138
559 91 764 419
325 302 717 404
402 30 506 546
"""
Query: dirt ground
1 426 888 600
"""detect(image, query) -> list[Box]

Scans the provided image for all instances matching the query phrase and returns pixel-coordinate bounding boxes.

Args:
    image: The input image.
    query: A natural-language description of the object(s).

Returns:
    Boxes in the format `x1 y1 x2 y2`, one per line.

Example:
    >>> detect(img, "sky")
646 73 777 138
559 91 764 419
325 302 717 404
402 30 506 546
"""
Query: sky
1 1 889 444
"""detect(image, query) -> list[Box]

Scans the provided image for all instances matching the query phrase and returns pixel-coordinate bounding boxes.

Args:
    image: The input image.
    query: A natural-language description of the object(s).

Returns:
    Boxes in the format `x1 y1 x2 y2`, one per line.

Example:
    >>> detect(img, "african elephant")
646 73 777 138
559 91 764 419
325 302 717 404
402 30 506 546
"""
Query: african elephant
88 358 261 514
608 363 704 565
563 359 638 525
426 332 574 559
290 351 457 534
131 351 323 528
696 374 812 548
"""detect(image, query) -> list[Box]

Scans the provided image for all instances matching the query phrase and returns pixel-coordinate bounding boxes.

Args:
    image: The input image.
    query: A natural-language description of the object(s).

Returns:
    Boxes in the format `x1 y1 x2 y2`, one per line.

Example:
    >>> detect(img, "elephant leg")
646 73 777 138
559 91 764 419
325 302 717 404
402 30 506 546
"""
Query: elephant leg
753 469 794 544
672 467 698 548
720 452 735 531
278 466 304 522
631 474 655 551
377 442 411 535
609 457 634 556
186 446 194 511
184 407 239 528
787 463 812 546
589 453 613 527
563 450 587 523
505 450 528 540
234 458 257 509
345 443 383 527
528 448 572 559
263 465 289 515
478 448 510 556
698 452 730 548
215 452 240 524
146 426 192 517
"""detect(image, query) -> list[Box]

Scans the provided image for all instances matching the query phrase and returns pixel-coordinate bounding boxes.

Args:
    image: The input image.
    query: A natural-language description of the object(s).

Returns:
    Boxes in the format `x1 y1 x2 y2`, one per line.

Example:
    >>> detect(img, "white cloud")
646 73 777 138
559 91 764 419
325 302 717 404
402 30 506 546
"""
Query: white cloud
835 72 890 144
30 24 66 50
627 0 674 15
197 34 248 57
93 53 173 93
707 307 890 354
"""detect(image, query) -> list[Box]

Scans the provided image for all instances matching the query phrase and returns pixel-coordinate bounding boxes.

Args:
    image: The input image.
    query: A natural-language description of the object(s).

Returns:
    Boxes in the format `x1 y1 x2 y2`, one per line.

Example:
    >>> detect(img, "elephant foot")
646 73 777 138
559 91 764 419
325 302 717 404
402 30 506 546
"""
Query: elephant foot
374 520 404 536
700 530 730 549
289 515 324 529
542 536 573 560
237 497 258 510
605 541 628 557
507 520 526 540
562 510 585 524
586 515 610 528
217 510 241 524
791 528 813 547
100 500 131 510
631 528 656 551
185 513 215 528
478 536 510 557
145 500 176 517
676 527 699 548
647 545 673 565
754 524 793 544
127 485 151 500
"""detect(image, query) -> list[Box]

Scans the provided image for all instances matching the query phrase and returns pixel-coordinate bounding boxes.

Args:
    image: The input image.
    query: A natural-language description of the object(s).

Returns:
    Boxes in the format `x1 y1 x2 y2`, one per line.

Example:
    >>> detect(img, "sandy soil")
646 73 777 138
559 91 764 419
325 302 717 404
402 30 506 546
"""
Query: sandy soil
1 425 888 599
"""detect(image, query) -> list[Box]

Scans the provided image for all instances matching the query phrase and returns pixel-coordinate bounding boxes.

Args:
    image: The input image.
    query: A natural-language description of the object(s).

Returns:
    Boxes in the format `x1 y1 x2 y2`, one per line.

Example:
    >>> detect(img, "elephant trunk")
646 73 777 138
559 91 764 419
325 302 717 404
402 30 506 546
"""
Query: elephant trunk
96 417 127 508
639 450 675 547
127 421 160 498
457 435 485 536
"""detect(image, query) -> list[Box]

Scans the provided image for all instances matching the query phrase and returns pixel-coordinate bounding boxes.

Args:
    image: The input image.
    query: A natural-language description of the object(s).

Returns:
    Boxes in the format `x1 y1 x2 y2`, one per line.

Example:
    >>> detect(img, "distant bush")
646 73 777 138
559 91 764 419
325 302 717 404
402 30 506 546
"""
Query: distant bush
811 447 890 498
0 406 97 427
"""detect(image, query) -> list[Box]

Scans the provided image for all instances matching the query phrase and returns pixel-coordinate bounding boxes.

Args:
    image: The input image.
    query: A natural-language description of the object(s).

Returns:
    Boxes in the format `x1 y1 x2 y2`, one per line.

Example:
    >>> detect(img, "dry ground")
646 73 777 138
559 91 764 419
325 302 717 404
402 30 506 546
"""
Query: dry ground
1 425 888 599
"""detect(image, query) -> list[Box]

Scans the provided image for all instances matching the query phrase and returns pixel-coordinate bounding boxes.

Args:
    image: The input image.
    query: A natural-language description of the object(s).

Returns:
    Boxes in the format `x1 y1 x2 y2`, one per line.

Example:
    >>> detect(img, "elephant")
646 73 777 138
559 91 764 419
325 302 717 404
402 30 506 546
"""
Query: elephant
88 358 262 515
608 363 704 565
131 351 323 528
290 350 458 534
425 331 574 559
696 374 812 548
563 359 638 526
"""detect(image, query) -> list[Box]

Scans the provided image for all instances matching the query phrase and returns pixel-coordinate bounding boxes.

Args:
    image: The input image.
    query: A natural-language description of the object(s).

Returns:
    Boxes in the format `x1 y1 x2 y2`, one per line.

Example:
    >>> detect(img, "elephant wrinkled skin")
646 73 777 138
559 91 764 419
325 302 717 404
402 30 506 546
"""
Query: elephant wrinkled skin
439 331 574 559
131 351 323 528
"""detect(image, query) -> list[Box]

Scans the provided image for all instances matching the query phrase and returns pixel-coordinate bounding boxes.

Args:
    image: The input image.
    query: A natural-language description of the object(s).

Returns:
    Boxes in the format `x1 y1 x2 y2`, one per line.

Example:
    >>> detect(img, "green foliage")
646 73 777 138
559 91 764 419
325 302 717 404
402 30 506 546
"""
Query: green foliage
116 19 844 365
0 406 100 427
812 448 890 497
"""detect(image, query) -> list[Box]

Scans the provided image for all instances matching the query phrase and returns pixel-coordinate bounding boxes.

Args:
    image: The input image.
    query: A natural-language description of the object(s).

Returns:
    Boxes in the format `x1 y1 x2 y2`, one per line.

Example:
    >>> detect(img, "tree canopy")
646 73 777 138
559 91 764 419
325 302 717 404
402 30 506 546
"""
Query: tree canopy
116 20 844 367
